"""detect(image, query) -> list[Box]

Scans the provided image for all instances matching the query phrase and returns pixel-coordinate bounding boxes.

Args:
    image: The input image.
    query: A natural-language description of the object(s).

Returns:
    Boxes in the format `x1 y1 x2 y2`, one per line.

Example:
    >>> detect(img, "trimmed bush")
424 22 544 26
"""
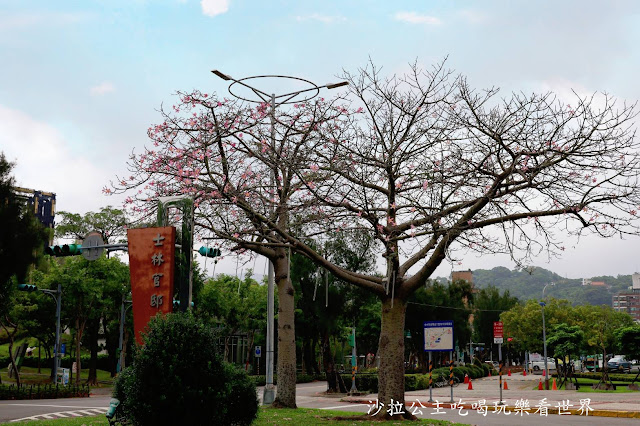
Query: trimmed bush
113 313 258 426
0 383 89 400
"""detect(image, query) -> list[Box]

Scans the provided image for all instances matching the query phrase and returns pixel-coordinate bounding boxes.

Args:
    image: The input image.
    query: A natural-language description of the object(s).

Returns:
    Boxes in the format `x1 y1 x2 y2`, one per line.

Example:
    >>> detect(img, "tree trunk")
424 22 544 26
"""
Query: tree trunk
322 330 342 393
1 319 19 386
244 331 255 372
375 298 413 420
272 254 297 408
75 317 85 385
87 318 100 385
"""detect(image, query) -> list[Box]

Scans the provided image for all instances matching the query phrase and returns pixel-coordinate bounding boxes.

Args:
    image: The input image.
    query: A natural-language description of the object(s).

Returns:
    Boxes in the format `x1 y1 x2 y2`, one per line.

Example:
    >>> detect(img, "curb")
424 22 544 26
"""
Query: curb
340 398 640 419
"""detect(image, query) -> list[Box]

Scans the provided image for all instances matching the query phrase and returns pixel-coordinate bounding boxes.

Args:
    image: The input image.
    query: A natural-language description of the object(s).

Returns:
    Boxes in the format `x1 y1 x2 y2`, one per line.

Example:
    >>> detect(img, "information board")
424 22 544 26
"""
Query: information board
423 320 454 351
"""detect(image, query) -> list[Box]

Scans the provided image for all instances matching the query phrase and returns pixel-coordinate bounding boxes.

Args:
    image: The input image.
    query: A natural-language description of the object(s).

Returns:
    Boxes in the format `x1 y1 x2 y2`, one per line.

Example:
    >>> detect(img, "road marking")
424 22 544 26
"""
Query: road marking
320 404 366 410
10 408 107 422
2 403 106 409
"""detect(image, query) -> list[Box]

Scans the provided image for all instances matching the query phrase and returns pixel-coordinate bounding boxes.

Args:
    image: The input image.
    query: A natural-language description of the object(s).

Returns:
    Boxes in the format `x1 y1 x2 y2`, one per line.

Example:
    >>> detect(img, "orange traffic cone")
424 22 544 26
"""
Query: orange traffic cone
538 379 543 390
503 380 509 390
542 369 546 377
523 369 527 376
552 378 557 390
467 379 473 390
464 374 469 384
508 369 511 376
488 369 492 377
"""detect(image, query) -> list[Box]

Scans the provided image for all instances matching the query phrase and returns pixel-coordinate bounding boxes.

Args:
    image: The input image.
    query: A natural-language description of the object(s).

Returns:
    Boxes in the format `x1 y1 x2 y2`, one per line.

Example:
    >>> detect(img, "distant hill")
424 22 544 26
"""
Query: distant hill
438 266 634 306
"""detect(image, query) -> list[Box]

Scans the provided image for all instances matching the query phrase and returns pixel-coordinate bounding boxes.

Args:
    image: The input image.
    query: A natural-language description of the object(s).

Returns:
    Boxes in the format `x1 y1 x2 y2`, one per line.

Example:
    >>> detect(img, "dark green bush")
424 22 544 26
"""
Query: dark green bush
481 363 490 376
0 383 89 400
113 313 258 426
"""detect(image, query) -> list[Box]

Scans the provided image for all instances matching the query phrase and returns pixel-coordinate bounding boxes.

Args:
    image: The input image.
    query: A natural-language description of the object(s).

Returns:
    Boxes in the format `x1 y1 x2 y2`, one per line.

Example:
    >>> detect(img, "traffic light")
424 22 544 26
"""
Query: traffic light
198 246 221 258
172 300 195 310
18 284 38 292
45 244 83 257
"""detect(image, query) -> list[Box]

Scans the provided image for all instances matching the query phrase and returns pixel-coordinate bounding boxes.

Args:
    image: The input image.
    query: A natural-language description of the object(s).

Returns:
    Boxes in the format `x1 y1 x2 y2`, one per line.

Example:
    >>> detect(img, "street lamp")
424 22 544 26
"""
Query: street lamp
540 282 555 390
211 69 348 405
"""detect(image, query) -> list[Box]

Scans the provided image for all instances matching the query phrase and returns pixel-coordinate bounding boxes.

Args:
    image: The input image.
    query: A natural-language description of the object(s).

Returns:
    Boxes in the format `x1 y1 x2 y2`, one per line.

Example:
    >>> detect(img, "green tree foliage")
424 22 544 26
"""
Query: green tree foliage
0 153 48 316
114 313 258 426
467 266 633 306
195 272 267 364
500 298 573 354
55 206 128 244
472 286 519 352
614 326 640 361
547 324 584 359
42 255 129 384
405 280 474 369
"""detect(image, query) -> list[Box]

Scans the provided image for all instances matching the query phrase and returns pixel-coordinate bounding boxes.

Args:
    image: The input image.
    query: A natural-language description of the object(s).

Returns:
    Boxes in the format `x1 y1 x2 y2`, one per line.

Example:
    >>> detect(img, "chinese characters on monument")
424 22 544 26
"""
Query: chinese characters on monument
127 227 176 344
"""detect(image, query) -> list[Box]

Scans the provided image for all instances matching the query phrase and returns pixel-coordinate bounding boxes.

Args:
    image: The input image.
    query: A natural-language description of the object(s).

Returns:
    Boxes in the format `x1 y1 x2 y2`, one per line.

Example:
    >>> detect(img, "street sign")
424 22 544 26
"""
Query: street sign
255 346 262 358
494 321 504 344
423 320 454 351
82 232 104 261
60 343 66 355
493 321 503 337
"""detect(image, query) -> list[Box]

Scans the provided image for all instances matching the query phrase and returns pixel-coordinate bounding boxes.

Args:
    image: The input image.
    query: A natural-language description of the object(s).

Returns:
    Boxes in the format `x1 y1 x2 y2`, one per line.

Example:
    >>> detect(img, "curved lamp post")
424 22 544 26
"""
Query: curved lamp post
540 282 555 390
211 70 348 405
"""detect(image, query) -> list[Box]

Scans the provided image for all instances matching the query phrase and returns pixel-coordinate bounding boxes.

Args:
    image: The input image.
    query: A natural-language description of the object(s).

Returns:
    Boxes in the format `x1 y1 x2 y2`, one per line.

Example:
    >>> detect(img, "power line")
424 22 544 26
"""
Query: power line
407 301 508 312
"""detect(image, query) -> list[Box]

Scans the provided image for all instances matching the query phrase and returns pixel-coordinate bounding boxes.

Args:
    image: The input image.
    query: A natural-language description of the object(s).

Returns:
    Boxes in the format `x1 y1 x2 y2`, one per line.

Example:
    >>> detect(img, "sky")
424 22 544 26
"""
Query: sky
2 0 640 281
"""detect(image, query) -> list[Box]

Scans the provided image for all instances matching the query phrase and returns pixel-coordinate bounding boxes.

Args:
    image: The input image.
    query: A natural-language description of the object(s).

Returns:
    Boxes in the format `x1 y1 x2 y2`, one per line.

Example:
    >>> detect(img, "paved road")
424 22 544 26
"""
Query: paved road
0 399 110 423
1 379 637 424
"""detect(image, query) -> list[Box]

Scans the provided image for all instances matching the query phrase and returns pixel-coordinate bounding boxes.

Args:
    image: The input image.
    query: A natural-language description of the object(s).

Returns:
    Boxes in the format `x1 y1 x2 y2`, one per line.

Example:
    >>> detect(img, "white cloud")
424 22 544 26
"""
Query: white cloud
295 14 346 24
394 11 441 25
0 105 119 215
90 82 115 96
201 0 229 17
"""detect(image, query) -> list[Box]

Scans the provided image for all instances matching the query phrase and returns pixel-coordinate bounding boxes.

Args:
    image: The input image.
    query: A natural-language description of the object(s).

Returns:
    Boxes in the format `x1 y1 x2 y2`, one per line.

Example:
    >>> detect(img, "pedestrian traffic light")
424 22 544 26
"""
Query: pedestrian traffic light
18 284 38 292
198 246 221 258
44 244 83 257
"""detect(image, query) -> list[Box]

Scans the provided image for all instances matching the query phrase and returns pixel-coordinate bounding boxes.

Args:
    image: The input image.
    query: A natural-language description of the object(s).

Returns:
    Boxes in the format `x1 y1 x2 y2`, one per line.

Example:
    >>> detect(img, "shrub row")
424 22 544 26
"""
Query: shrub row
0 383 90 400
340 364 496 393
249 373 325 386
563 371 638 383
1 354 112 372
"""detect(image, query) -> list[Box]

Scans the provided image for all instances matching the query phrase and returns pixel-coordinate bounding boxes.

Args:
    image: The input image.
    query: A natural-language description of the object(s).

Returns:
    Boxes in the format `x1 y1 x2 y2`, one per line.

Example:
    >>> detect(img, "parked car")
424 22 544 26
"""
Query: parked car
528 357 558 372
607 356 632 372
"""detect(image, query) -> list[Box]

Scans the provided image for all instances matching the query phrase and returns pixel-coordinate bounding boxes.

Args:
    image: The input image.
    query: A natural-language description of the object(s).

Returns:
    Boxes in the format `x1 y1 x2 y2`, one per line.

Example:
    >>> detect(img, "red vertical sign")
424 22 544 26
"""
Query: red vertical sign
128 227 176 345
493 321 504 338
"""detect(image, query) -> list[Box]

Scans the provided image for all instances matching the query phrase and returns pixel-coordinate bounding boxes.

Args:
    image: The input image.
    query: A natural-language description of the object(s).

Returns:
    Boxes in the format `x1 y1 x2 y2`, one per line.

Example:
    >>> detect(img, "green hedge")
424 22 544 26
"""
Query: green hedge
0 383 90 400
1 354 112 372
338 364 493 393
249 373 325 386
562 372 637 383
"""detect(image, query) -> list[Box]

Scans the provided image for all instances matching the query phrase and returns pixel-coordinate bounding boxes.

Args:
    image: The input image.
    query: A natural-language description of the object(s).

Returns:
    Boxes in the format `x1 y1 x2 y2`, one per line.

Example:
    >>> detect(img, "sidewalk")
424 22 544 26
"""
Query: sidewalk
342 372 640 418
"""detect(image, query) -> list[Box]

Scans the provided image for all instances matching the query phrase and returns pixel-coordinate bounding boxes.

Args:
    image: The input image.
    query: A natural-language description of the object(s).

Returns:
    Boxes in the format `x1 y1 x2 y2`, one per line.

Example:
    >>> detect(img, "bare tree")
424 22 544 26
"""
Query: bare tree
114 59 640 418
111 92 346 408
282 60 640 418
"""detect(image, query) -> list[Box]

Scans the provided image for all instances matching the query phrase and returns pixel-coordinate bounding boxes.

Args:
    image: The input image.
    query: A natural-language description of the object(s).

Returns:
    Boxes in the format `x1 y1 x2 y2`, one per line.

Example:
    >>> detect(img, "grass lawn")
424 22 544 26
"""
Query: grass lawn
10 408 470 426
0 366 114 386
544 377 640 393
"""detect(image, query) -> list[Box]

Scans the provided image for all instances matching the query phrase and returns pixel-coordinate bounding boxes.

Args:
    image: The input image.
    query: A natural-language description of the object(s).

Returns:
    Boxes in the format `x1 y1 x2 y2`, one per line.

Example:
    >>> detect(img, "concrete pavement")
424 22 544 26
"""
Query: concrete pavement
342 372 640 419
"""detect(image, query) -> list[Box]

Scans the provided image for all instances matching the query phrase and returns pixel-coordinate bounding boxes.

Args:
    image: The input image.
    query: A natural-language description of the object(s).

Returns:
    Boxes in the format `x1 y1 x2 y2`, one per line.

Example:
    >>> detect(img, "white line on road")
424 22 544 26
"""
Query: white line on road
320 404 367 410
2 403 107 409
10 408 107 423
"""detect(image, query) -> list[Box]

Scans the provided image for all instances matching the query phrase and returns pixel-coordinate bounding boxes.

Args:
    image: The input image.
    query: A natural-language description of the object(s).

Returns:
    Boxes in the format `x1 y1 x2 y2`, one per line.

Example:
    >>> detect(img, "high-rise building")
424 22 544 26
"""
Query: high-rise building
613 290 640 322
